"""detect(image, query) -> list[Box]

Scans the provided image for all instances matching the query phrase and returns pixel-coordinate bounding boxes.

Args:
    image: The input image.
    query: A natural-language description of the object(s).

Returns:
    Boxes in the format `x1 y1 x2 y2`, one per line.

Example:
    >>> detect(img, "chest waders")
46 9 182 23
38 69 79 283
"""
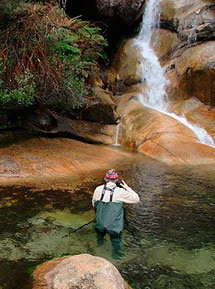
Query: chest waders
94 184 124 235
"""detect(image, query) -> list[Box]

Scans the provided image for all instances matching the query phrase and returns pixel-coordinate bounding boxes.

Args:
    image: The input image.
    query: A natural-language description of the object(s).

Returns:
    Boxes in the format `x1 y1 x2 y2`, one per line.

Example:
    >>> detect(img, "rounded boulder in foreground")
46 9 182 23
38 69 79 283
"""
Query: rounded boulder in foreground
33 254 131 289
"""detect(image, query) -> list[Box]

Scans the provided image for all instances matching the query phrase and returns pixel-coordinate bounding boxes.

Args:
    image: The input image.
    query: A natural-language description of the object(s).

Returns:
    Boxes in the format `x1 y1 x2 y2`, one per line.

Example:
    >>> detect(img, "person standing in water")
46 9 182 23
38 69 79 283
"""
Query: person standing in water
92 169 140 259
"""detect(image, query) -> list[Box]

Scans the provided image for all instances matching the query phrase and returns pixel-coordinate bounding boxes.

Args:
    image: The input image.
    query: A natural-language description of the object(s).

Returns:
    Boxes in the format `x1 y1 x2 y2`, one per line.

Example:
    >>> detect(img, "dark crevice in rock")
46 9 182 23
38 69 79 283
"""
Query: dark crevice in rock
24 109 114 145
60 0 145 52
39 131 101 145
160 19 178 33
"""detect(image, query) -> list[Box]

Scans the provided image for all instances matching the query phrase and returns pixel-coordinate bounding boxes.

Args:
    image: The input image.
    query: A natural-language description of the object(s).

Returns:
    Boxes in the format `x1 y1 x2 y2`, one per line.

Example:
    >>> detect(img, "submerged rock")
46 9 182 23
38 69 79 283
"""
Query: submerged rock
32 254 131 289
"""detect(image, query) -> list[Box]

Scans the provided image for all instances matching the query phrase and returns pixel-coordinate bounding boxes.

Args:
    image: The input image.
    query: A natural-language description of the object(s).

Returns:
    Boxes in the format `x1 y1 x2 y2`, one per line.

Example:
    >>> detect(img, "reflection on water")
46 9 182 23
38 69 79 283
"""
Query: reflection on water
0 159 215 289
120 162 215 289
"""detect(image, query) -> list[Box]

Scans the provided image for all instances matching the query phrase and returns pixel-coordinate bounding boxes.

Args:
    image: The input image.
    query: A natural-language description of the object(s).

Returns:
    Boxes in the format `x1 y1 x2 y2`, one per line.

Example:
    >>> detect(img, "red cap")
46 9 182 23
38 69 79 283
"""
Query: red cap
105 169 118 181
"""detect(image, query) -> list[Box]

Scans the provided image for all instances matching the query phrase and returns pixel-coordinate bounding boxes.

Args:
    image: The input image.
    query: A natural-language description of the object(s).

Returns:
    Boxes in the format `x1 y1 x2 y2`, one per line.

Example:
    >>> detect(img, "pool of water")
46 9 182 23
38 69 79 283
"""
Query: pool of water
0 159 215 289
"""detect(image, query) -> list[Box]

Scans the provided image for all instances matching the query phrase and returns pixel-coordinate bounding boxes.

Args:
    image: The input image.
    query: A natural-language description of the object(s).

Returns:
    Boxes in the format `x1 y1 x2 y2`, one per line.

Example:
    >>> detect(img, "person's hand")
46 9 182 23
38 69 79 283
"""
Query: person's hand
121 180 129 190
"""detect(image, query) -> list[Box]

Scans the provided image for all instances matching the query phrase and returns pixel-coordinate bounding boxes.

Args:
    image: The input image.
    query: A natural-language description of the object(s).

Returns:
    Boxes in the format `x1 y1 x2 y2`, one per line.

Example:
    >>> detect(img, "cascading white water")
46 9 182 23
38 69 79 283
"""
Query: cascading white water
135 0 167 111
134 0 215 148
113 122 121 147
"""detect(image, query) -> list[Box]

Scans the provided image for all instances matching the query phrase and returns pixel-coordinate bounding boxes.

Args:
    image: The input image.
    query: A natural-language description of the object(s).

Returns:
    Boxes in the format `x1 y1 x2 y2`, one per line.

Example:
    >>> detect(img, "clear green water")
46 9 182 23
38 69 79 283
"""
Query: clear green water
0 159 215 289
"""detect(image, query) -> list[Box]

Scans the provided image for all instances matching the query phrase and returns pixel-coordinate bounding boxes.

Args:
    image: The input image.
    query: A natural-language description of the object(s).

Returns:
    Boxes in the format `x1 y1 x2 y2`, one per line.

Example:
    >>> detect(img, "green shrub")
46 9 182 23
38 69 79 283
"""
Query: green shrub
0 2 107 112
0 70 35 108
0 0 41 29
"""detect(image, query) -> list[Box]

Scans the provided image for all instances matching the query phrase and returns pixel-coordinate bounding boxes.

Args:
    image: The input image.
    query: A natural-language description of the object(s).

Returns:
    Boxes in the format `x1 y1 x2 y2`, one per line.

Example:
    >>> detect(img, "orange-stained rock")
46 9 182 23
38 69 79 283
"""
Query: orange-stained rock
175 41 215 77
27 110 116 144
152 28 178 61
166 41 215 105
0 136 137 188
161 0 210 22
105 67 118 87
159 1 215 106
168 97 202 115
110 39 143 94
33 254 131 289
81 86 118 124
139 134 215 165
161 0 215 42
186 104 215 141
113 92 140 105
117 99 215 165
93 86 115 106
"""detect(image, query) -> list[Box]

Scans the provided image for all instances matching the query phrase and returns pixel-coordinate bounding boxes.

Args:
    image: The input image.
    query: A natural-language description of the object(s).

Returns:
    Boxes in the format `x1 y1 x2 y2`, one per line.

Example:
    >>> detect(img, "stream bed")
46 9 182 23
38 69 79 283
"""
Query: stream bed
0 158 215 289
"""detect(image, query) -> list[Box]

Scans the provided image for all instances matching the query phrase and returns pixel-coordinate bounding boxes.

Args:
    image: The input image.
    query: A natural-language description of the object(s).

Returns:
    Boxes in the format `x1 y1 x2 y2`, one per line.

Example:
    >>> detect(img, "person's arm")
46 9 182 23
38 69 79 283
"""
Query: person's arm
118 180 140 204
92 188 97 207
92 185 103 207
92 195 95 207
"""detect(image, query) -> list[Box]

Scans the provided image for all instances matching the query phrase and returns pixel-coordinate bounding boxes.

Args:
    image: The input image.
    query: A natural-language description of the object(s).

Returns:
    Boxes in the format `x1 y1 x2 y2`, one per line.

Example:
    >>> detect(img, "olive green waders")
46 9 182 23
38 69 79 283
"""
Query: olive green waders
94 184 124 259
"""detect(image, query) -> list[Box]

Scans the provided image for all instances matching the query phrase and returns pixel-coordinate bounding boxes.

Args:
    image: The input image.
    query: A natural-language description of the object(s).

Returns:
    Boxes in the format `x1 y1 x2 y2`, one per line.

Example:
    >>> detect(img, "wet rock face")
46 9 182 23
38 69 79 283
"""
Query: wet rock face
0 135 134 185
159 0 215 58
151 0 215 106
105 0 215 107
107 39 143 94
62 0 145 30
117 99 215 164
102 0 215 164
161 0 215 43
165 41 215 105
33 254 131 289
152 28 178 60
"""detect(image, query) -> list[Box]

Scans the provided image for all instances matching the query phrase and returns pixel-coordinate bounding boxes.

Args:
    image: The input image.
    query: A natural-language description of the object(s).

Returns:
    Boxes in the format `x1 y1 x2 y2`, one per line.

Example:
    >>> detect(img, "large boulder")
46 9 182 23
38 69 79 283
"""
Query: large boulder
80 86 118 124
107 39 143 94
117 98 215 164
186 105 215 141
151 1 215 107
33 254 131 289
157 0 215 68
165 41 215 105
152 28 178 61
160 0 215 45
61 0 145 32
0 135 134 188
26 109 116 145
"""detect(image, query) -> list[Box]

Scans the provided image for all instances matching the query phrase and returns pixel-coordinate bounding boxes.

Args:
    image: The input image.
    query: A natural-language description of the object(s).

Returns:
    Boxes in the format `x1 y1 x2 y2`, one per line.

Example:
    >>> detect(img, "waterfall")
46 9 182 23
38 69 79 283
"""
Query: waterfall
134 0 215 148
113 122 121 147
135 0 167 111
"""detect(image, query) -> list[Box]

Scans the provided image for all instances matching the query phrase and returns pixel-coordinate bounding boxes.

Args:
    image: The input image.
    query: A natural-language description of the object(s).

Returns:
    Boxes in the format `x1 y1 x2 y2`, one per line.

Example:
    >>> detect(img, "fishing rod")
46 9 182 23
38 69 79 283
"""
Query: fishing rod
62 219 94 237
71 219 94 233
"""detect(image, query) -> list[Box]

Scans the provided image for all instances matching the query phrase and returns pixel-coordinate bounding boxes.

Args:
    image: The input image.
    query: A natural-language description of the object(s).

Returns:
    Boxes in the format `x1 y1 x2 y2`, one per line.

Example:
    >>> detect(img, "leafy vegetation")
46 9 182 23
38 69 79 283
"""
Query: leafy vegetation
0 1 107 112
0 68 35 108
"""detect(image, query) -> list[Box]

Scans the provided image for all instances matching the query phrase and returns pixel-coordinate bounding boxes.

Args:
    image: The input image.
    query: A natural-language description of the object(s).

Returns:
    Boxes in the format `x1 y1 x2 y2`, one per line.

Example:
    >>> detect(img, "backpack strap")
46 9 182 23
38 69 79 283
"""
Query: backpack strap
100 184 117 202
100 184 107 201
109 187 115 202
